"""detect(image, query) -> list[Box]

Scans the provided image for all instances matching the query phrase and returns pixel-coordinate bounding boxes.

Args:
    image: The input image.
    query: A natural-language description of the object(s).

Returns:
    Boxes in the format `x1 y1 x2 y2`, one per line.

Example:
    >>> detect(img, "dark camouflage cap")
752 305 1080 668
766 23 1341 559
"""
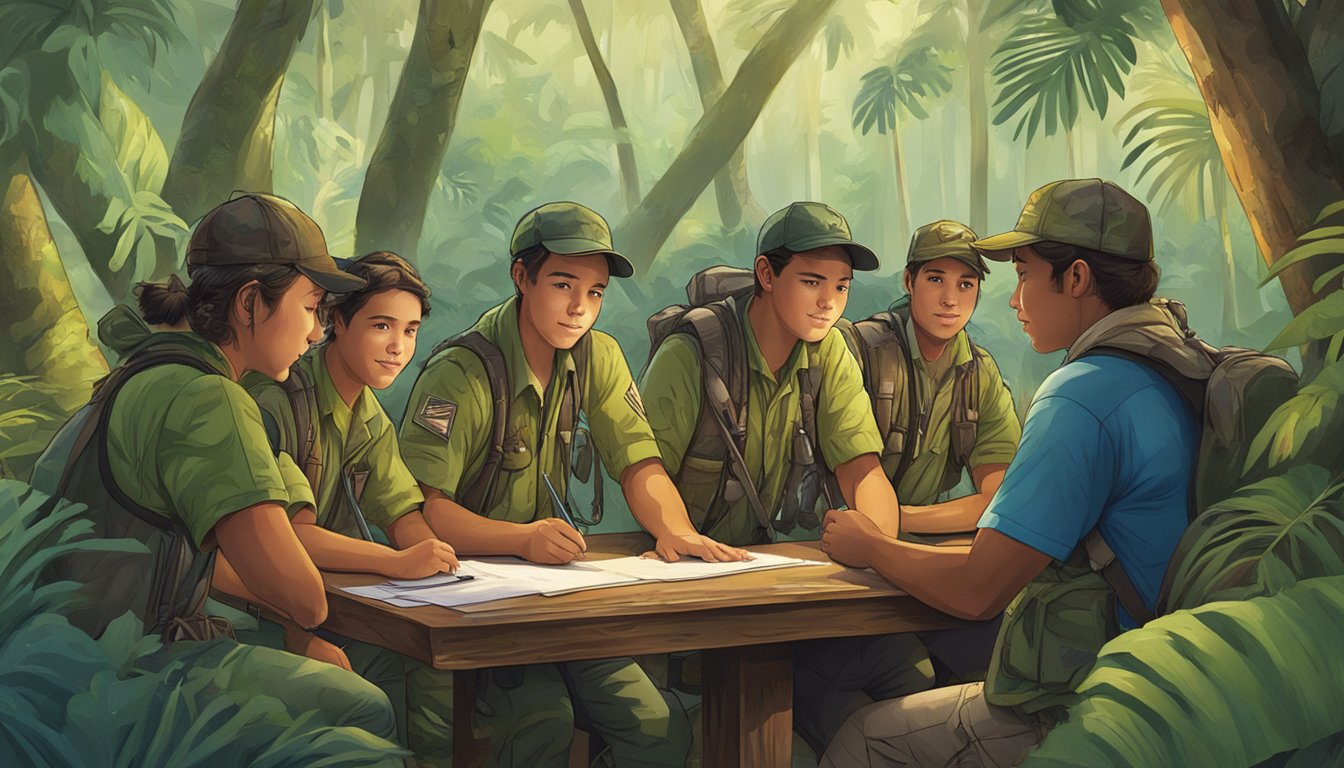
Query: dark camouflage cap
907 220 989 276
758 202 879 271
186 193 365 293
510 201 634 278
973 178 1153 262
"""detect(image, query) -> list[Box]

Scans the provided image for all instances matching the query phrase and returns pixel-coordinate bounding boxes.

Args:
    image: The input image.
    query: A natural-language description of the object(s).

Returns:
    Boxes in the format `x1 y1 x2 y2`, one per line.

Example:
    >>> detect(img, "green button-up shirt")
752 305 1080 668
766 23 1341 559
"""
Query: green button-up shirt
640 296 885 546
399 296 661 523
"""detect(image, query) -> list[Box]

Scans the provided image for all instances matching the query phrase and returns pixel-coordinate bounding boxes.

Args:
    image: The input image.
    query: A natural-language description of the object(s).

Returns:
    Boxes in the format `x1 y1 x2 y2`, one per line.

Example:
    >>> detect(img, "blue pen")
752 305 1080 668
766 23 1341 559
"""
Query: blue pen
542 472 581 532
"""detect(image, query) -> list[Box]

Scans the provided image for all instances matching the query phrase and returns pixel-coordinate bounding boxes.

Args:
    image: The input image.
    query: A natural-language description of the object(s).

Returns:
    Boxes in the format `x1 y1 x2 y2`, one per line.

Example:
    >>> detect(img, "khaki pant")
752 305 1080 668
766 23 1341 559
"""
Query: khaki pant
819 682 1049 768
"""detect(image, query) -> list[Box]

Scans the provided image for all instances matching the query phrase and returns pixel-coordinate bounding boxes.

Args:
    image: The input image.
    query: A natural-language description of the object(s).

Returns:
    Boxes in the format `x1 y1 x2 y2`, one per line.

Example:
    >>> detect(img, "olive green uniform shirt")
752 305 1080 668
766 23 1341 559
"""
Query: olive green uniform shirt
640 297 885 546
892 313 1021 505
399 296 661 522
99 307 315 548
246 347 425 537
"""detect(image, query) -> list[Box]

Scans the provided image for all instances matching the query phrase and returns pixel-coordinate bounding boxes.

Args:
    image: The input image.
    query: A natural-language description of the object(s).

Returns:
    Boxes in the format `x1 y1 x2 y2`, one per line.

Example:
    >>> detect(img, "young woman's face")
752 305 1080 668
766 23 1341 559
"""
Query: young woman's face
331 289 423 390
758 245 853 343
904 256 980 344
247 274 325 380
515 252 609 350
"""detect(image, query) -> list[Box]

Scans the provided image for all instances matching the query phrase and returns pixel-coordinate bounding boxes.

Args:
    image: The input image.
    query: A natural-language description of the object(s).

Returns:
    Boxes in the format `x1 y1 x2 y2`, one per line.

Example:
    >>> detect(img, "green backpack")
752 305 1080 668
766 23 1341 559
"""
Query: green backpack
985 299 1299 715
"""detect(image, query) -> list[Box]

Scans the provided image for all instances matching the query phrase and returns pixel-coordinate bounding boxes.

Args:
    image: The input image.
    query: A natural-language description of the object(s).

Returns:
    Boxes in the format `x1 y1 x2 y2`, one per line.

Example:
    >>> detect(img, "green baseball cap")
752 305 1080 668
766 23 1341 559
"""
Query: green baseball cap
757 202 880 271
907 220 989 276
972 178 1153 262
509 201 635 278
185 193 366 293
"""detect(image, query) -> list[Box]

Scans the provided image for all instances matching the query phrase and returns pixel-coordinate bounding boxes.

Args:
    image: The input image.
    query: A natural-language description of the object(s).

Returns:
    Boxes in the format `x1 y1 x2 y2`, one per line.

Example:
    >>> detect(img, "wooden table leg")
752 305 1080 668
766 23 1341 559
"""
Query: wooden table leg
453 669 491 768
702 643 794 768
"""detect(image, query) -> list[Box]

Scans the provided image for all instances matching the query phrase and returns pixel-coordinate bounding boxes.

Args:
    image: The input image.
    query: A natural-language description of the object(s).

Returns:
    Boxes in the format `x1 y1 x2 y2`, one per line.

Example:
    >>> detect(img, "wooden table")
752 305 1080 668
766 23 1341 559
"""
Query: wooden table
321 533 966 768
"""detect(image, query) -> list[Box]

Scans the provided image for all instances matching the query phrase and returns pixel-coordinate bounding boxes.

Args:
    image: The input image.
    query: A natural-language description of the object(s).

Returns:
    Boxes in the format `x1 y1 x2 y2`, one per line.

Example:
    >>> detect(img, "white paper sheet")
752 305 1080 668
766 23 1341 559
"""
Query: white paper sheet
586 552 820 582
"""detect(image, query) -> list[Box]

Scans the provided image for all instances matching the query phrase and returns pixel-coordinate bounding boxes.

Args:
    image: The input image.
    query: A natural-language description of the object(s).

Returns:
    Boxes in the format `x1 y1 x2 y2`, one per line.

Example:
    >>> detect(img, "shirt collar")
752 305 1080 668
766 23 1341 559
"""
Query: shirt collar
312 346 380 433
482 295 578 402
739 295 809 384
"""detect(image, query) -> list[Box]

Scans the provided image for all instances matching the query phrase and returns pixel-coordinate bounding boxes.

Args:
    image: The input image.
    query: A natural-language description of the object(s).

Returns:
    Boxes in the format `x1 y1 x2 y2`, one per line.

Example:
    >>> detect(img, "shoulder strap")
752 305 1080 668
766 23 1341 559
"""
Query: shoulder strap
279 362 323 493
949 340 984 469
1083 529 1156 625
436 331 511 513
853 309 919 483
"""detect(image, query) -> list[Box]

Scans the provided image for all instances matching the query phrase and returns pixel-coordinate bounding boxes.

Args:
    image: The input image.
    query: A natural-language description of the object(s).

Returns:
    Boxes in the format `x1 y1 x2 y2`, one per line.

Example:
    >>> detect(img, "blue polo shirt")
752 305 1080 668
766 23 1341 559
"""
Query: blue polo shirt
977 354 1197 627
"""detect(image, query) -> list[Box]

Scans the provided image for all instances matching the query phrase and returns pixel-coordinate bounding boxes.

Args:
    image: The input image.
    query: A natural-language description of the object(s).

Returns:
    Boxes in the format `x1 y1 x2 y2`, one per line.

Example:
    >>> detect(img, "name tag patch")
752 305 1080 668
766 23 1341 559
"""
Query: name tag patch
413 395 457 441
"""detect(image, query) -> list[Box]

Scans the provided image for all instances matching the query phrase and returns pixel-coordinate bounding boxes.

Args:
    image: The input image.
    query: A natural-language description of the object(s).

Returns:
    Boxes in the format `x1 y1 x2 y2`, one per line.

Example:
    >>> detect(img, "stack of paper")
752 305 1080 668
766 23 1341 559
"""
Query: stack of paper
337 552 821 609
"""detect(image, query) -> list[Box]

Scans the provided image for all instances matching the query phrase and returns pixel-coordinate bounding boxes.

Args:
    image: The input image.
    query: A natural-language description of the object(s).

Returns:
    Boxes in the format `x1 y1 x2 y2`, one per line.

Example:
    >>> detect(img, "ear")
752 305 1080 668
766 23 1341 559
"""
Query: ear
754 255 774 293
510 261 527 295
1067 259 1094 299
231 279 262 327
902 268 914 295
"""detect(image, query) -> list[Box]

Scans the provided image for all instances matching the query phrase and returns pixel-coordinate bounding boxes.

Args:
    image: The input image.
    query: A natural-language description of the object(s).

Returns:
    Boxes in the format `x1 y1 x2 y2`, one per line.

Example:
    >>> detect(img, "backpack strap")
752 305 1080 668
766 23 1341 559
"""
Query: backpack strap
431 331 511 514
559 333 603 525
1083 528 1156 625
278 362 323 493
852 309 919 484
949 341 983 470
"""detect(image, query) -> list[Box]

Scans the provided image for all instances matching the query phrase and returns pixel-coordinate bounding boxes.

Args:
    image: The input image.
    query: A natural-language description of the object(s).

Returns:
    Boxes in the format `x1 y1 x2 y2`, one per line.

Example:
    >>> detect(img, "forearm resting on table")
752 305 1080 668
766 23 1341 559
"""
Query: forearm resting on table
420 484 528 556
210 503 327 628
622 458 698 540
900 465 1008 536
836 453 901 537
290 507 425 574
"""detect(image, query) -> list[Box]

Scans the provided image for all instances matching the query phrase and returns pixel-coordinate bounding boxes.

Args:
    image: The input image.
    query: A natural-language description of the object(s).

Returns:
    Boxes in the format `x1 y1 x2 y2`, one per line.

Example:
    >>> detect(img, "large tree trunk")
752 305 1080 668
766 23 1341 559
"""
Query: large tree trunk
668 0 766 230
0 170 109 414
1162 0 1344 316
615 0 840 272
161 0 315 230
568 0 640 214
355 0 492 259
1214 180 1240 332
891 126 911 246
966 0 990 236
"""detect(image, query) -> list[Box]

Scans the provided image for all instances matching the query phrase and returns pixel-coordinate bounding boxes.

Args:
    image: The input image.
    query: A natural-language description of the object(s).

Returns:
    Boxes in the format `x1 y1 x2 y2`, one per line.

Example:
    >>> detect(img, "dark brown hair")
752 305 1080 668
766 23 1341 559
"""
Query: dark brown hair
324 251 431 333
752 247 795 296
135 264 304 345
511 245 552 297
1027 240 1160 309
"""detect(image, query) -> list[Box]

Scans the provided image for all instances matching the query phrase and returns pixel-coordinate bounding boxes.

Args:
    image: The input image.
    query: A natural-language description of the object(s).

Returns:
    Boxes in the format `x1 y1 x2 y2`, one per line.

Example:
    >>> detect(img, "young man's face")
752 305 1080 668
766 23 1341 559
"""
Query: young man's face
248 274 325 381
515 251 609 350
903 256 980 344
757 245 853 343
331 289 423 390
1009 246 1080 353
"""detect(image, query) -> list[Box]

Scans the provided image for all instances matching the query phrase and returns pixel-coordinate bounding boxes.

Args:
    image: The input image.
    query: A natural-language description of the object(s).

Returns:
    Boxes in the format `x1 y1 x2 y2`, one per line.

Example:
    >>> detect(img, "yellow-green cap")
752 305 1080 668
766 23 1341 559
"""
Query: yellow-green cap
907 220 989 276
757 202 880 271
186 192 366 293
509 201 634 278
973 178 1153 262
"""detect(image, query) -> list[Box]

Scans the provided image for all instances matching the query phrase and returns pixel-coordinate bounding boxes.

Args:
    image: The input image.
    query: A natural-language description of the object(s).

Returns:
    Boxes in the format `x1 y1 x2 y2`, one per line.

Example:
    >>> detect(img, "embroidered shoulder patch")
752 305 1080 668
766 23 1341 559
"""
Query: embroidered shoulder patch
624 382 648 422
413 395 458 441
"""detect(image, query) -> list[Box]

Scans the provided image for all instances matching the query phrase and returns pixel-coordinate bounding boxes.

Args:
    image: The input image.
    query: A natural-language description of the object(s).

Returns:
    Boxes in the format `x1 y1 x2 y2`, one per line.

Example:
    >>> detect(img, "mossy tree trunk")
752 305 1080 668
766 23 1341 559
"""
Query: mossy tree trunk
568 0 640 215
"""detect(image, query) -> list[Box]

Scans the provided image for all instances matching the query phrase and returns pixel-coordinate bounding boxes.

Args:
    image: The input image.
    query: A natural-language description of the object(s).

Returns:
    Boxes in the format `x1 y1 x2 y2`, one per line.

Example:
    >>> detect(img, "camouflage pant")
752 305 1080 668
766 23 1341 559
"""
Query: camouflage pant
819 682 1050 768
482 658 692 768
130 634 400 765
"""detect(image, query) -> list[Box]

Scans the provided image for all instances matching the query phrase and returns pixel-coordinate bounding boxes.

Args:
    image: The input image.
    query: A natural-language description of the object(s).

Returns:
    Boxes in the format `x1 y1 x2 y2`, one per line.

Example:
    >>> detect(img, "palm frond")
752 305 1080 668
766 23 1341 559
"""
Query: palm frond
1118 97 1223 215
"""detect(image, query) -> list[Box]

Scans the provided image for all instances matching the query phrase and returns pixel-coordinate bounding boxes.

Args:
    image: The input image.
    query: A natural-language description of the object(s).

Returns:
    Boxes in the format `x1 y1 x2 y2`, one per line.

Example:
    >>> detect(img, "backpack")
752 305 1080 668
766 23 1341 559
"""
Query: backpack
984 298 1298 713
834 298 985 495
424 331 600 523
645 266 834 537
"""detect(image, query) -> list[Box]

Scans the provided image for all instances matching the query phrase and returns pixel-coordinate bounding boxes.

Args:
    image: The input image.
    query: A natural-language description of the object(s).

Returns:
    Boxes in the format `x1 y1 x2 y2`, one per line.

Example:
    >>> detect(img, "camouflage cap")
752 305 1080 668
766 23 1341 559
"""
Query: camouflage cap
186 193 365 293
510 201 635 278
907 220 989 276
757 202 879 271
972 178 1153 262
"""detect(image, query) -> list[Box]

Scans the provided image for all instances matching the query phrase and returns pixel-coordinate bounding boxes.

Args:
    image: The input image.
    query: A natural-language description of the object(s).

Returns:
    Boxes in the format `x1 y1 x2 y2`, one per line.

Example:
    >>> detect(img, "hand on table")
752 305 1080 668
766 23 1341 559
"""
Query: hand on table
820 508 884 568
643 533 752 562
521 518 587 564
387 538 459 579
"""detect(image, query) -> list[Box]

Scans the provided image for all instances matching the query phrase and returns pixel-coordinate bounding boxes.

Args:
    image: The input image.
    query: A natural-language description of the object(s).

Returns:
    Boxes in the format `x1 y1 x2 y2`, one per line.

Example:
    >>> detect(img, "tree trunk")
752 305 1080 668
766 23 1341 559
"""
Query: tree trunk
568 0 640 214
1214 180 1240 332
1161 0 1344 316
892 124 911 246
967 0 990 236
355 0 493 259
615 0 840 272
668 0 766 230
161 0 315 229
0 169 109 412
317 2 334 121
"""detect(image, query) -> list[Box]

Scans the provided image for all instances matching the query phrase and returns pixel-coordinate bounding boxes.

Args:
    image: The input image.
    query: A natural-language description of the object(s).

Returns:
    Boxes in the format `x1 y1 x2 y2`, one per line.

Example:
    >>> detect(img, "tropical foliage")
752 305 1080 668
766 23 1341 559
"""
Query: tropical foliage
0 479 403 766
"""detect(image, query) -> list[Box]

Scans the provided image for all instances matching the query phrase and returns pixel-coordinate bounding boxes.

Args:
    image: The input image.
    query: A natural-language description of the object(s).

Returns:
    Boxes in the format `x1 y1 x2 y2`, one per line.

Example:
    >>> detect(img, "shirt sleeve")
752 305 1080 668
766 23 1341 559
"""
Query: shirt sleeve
157 376 294 548
968 348 1022 469
638 333 703 477
360 415 426 529
398 350 491 499
816 329 885 470
977 394 1116 561
584 332 664 481
275 452 315 517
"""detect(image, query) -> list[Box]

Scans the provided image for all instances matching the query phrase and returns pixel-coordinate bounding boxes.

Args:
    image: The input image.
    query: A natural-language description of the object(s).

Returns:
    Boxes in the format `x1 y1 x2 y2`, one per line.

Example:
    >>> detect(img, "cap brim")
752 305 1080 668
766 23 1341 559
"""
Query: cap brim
909 245 989 275
970 230 1041 260
297 262 367 293
542 237 635 278
787 234 881 271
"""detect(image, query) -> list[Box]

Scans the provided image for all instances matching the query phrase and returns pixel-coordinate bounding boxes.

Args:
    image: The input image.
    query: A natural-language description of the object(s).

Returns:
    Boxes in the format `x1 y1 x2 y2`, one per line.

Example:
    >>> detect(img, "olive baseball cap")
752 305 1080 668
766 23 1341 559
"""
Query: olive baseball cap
973 178 1153 262
907 220 989 276
510 201 634 278
185 193 366 293
757 202 880 271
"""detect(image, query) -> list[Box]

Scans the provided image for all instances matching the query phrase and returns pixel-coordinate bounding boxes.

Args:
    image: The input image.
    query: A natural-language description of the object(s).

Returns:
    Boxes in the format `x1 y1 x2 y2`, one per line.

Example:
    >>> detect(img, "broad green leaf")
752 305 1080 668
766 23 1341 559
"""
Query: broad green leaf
97 72 169 192
1262 239 1344 285
1245 362 1344 471
1265 290 1344 349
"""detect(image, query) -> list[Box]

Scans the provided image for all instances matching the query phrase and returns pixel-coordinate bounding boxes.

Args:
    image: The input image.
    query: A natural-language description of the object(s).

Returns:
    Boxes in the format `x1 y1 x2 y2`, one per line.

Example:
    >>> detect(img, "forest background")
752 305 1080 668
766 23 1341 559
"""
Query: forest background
2 0 1344 765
